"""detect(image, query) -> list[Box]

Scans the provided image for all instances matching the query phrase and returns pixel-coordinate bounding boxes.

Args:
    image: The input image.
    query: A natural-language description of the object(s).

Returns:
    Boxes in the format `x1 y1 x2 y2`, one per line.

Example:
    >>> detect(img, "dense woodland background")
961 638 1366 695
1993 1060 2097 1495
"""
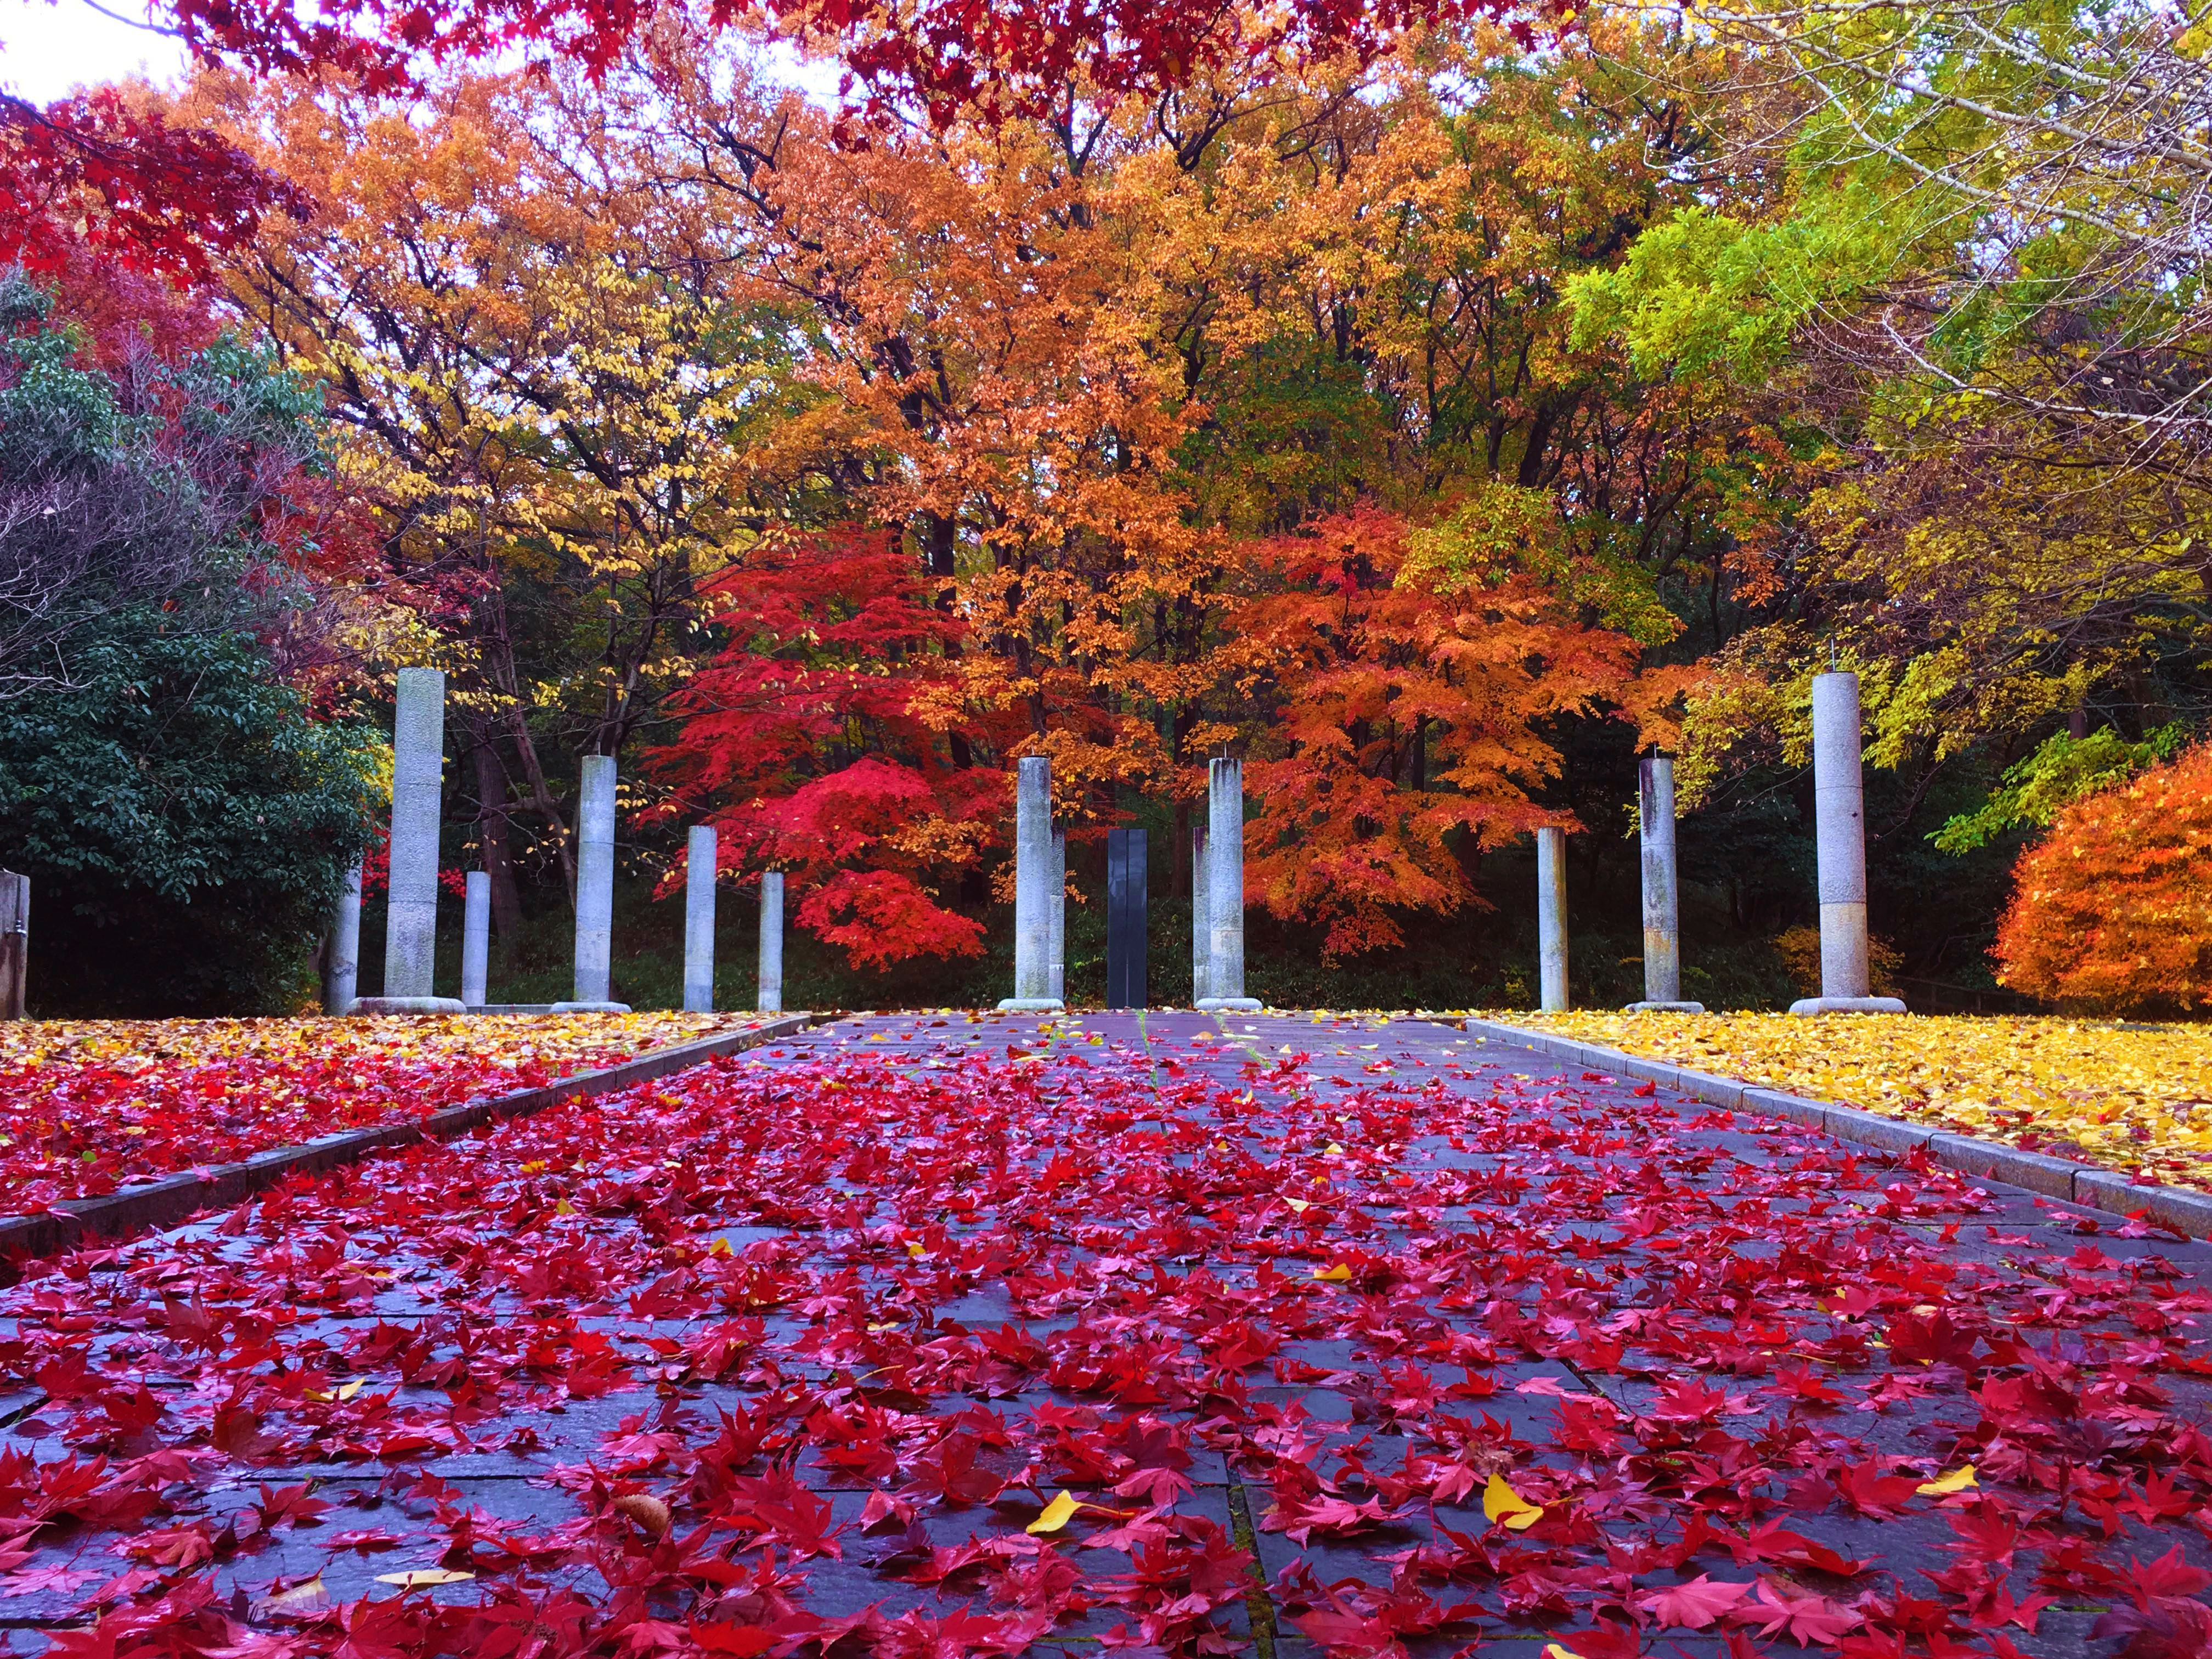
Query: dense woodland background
3 0 2208 1015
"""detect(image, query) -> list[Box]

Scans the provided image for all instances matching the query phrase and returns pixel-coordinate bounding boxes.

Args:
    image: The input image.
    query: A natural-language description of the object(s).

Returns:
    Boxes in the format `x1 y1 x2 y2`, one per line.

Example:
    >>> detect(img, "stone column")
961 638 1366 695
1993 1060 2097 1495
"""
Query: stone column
1792 672 1908 1015
554 753 630 1013
1627 758 1703 1013
1536 826 1569 1013
358 667 464 1014
1048 831 1067 1005
460 871 490 1008
685 825 716 1014
323 861 360 1015
1190 825 1210 1006
758 870 783 1013
999 756 1063 1010
1198 756 1261 1011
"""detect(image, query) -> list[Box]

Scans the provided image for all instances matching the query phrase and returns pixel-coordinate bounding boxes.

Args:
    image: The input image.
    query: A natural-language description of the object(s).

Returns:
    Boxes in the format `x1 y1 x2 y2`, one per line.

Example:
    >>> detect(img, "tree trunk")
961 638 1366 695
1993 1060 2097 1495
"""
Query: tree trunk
472 738 524 939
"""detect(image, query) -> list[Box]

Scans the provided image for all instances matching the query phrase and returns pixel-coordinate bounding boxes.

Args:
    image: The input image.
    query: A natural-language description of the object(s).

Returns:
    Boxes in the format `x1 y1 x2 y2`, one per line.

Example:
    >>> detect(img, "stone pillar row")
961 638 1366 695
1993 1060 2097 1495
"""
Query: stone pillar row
1537 681 1903 1017
342 674 1904 1020
345 672 780 1015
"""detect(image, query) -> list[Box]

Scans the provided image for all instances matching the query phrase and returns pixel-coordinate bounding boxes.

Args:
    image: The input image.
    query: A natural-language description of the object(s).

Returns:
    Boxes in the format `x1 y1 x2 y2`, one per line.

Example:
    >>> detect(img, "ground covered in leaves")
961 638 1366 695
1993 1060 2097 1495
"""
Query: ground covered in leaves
0 1014 758 1209
3 1011 2212 1658
1498 1013 2212 1193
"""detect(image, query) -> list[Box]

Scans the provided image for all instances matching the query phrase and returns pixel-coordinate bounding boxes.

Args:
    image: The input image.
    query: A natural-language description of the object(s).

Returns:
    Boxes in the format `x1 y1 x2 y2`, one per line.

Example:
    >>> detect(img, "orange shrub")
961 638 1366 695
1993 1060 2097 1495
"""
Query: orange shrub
1994 742 2212 1011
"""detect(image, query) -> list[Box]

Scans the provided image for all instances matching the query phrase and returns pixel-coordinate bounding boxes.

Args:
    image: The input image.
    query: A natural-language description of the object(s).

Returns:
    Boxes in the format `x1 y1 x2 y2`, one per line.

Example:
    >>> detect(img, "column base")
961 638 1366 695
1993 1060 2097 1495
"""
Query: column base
996 997 1065 1012
1196 997 1263 1011
1624 1000 1706 1014
1788 996 1907 1016
551 1000 633 1014
350 996 467 1016
754 998 782 1014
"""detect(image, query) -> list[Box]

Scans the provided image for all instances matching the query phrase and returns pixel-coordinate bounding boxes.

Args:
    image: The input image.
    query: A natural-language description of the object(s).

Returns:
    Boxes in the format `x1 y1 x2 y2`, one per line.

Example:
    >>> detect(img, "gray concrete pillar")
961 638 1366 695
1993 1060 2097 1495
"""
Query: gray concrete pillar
554 753 630 1013
1048 831 1066 1004
323 860 360 1014
460 871 490 1008
1536 826 1568 1013
685 825 716 1014
1627 757 1703 1013
998 756 1063 1010
1198 756 1260 1011
1190 825 1210 1006
358 667 464 1014
1792 672 1906 1015
758 870 783 1013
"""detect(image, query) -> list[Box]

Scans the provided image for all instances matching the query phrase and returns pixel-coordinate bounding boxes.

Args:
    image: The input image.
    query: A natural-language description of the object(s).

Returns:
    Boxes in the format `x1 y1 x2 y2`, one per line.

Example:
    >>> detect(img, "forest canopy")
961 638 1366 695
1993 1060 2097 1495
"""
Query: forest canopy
3 0 2205 1012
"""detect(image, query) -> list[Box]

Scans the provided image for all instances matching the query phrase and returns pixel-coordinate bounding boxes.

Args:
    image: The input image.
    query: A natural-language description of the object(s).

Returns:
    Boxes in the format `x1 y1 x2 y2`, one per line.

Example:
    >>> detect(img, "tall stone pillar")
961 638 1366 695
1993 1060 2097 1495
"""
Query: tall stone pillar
685 825 717 1014
757 870 783 1014
1190 825 1210 1006
1536 826 1569 1013
554 753 630 1013
1198 757 1260 1011
357 667 464 1014
323 861 361 1014
1627 757 1703 1013
1792 672 1907 1015
1048 831 1067 1005
460 871 490 1008
999 757 1063 1010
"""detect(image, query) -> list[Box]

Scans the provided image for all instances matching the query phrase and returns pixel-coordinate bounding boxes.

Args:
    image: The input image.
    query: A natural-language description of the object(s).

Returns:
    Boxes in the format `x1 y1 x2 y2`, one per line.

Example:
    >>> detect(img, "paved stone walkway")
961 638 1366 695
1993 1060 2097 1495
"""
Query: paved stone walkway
2 1011 2209 1656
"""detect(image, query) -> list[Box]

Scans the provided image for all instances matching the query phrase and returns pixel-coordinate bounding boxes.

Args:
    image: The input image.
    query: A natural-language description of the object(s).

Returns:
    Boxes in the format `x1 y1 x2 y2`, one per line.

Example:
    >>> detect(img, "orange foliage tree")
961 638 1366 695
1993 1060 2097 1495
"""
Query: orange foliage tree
1994 743 2212 1011
1229 508 1677 959
190 12 1757 971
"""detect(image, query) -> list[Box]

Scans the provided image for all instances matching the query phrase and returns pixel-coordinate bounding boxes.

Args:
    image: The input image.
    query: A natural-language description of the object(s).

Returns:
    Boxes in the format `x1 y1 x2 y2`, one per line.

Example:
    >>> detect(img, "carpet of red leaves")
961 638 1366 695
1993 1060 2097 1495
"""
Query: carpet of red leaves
0 1015 758 1209
2 1011 2210 1659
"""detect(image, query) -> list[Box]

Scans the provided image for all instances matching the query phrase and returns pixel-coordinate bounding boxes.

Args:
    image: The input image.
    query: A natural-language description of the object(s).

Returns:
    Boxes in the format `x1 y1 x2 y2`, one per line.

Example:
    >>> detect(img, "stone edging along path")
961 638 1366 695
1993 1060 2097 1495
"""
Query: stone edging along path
0 1012 825 1269
1454 1015 2212 1240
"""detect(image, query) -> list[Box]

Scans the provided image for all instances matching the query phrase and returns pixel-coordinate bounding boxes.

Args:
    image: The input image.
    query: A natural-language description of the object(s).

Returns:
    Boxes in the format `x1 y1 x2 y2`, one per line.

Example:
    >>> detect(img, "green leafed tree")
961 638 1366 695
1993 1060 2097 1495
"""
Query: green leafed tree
0 271 383 1013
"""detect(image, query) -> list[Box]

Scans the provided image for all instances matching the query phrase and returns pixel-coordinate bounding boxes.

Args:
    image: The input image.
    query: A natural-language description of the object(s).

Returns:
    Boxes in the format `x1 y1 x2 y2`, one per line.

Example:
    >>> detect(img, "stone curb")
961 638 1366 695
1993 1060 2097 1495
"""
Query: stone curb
0 1012 827 1268
1454 1017 2212 1239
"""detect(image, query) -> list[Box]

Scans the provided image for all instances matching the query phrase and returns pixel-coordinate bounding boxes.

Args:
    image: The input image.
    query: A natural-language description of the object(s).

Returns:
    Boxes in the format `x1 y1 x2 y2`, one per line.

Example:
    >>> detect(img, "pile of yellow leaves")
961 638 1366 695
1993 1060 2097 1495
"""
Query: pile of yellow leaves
0 1011 757 1075
1492 1012 2212 1187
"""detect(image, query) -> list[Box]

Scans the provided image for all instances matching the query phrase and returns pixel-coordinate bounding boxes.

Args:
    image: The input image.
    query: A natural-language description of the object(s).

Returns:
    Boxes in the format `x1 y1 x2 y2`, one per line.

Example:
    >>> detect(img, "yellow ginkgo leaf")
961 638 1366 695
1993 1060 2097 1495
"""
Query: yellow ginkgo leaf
337 1379 365 1402
555 1199 575 1216
1482 1473 1544 1530
1312 1263 1352 1282
1917 1464 1978 1496
375 1568 476 1587
1324 1142 1345 1155
1285 1197 1311 1213
1543 1645 1586 1659
1027 1491 1081 1535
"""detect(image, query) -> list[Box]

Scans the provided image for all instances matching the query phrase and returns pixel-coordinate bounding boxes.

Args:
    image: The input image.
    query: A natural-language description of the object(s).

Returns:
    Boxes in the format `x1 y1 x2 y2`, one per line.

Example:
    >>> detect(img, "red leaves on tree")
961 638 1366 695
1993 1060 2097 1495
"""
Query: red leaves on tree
0 88 302 287
652 531 996 967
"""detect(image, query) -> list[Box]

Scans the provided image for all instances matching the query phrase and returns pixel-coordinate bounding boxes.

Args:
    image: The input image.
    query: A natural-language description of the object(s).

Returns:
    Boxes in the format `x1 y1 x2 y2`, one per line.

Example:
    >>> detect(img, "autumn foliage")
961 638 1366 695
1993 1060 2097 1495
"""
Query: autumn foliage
1994 742 2212 1011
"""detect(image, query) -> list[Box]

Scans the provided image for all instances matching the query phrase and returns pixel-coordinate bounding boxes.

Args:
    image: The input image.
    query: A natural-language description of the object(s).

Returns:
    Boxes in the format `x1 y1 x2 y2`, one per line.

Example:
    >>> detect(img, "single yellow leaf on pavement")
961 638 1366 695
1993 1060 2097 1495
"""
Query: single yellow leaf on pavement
1917 1464 1977 1496
376 1568 476 1587
1028 1491 1080 1534
1285 1197 1310 1212
1312 1263 1352 1282
1544 1646 1586 1659
1483 1473 1544 1530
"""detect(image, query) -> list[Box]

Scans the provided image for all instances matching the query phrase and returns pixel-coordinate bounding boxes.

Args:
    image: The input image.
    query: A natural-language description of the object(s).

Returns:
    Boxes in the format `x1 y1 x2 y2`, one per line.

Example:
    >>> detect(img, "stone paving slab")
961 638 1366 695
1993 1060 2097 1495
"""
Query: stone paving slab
0 1010 2203 1656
